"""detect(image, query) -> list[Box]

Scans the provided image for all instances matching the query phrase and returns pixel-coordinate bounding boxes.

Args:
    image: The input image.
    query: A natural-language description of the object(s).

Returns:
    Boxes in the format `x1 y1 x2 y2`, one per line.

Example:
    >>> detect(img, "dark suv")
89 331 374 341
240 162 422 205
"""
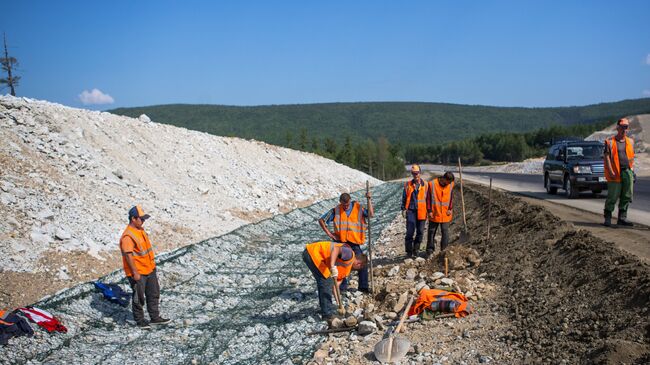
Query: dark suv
543 140 607 198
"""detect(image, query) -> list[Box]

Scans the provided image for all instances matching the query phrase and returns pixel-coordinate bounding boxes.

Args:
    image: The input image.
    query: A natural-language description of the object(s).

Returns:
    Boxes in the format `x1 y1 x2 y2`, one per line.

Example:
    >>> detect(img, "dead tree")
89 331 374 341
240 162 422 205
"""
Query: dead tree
1 33 20 96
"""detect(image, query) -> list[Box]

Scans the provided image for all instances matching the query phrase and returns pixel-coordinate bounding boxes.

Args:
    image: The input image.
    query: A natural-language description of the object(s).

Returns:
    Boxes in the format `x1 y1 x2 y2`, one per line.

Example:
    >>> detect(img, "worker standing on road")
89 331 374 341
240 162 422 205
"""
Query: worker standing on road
119 205 171 329
426 171 455 257
318 192 374 293
401 164 431 258
603 118 635 227
302 241 367 322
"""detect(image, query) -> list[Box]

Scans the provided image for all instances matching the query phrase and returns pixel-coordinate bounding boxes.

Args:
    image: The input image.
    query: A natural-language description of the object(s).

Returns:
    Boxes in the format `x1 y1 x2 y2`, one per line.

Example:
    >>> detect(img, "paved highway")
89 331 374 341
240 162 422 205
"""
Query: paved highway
421 165 649 225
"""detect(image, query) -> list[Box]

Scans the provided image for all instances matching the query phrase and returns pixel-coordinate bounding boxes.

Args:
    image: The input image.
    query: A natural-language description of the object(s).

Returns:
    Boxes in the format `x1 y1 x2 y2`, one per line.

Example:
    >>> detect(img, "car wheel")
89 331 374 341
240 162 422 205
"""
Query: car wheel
591 189 602 197
545 174 557 195
564 176 578 199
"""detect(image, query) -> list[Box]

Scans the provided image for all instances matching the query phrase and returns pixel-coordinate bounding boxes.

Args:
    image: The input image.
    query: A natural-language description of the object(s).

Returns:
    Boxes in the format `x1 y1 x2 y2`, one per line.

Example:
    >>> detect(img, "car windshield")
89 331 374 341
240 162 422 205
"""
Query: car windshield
566 145 603 160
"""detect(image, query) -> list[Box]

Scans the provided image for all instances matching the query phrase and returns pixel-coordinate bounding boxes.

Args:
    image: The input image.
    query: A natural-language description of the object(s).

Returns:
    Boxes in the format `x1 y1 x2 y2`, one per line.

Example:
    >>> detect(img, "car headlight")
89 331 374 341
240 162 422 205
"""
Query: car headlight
573 165 592 174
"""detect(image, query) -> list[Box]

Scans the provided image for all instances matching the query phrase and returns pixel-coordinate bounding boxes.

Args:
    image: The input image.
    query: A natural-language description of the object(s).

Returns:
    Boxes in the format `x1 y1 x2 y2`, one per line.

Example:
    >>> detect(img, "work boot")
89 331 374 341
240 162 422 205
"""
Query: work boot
136 321 151 330
150 317 171 325
603 210 612 227
617 212 633 227
425 250 434 259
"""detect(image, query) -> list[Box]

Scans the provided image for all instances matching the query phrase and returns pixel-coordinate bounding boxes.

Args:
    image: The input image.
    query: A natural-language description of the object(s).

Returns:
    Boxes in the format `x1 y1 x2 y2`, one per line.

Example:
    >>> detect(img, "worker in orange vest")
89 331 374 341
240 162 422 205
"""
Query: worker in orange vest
603 118 636 227
302 241 367 321
318 192 374 293
119 205 171 329
426 171 455 257
401 164 431 258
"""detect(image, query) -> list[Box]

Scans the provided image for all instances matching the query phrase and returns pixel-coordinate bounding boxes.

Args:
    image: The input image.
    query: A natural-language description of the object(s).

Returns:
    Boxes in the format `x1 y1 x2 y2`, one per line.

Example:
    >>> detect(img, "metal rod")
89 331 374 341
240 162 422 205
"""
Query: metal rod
307 326 358 336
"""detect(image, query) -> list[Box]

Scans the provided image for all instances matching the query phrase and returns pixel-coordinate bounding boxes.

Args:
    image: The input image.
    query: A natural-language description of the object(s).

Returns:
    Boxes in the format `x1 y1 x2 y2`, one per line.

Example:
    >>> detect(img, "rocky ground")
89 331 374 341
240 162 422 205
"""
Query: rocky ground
0 95 379 309
308 183 650 364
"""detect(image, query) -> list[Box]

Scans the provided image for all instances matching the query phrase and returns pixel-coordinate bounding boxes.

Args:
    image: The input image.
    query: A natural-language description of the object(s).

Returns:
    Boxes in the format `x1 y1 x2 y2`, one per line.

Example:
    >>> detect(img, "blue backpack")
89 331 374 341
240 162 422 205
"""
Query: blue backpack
93 282 130 307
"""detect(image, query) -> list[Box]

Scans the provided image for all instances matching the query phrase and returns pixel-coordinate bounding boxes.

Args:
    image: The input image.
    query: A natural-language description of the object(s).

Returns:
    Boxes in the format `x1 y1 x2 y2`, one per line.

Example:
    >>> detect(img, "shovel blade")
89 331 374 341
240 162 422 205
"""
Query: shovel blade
373 336 410 363
458 229 470 243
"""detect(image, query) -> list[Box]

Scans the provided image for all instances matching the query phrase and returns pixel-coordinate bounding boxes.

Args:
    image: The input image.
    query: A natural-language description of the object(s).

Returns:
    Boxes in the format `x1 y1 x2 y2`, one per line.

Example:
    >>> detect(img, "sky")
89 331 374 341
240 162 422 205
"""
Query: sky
2 0 650 109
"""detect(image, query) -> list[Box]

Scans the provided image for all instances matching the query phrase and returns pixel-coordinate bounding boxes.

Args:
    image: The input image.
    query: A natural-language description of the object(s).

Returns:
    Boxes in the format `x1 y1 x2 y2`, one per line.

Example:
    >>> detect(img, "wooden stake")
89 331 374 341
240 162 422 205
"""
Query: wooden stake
366 180 375 295
444 257 448 277
487 177 492 240
458 157 467 230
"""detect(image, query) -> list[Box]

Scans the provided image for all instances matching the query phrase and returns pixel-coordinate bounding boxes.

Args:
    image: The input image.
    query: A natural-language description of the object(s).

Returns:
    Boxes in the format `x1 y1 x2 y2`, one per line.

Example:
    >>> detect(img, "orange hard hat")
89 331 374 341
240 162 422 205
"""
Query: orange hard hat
618 118 629 126
411 164 421 173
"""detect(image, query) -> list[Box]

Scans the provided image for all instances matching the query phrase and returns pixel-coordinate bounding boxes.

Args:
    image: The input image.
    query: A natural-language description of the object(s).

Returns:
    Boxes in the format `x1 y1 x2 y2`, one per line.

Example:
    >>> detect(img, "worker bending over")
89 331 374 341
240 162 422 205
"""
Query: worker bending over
302 241 367 322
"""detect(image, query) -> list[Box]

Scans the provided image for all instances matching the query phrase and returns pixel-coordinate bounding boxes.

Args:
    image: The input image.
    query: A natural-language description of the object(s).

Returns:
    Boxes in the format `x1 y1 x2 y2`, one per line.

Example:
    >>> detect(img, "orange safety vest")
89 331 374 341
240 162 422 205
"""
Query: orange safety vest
429 179 454 223
604 136 635 183
306 241 356 281
120 225 156 277
408 289 472 318
404 179 428 220
333 201 366 245
0 310 9 326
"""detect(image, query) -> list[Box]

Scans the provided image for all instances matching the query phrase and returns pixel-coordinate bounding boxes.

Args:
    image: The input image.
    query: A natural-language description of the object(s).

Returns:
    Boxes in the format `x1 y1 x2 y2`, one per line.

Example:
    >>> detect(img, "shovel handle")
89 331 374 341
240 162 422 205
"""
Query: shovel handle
333 282 344 312
395 295 415 334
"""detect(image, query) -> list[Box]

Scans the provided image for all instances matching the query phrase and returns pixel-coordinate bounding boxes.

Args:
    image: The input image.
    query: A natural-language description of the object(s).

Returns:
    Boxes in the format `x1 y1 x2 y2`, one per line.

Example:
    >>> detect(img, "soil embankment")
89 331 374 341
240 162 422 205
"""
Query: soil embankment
311 183 650 364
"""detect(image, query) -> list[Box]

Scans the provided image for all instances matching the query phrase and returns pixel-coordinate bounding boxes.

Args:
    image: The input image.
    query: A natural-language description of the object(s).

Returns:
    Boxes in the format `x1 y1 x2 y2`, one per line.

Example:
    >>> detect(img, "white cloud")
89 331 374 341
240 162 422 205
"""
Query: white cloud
643 90 650 97
78 88 114 105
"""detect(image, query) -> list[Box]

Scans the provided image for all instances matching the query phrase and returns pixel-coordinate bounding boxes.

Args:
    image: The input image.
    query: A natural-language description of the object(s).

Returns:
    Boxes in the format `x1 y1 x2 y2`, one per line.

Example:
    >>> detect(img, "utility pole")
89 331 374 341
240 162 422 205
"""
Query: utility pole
1 33 20 96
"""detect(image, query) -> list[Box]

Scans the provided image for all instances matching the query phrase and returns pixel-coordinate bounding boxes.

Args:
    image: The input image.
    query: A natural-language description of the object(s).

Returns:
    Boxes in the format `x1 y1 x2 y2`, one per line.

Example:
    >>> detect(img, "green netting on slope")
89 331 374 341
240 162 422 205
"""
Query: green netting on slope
1 183 402 365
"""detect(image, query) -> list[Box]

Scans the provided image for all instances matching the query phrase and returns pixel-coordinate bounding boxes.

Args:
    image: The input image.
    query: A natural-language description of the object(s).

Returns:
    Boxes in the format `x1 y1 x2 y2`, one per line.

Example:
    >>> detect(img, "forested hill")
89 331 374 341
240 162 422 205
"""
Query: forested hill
110 98 650 145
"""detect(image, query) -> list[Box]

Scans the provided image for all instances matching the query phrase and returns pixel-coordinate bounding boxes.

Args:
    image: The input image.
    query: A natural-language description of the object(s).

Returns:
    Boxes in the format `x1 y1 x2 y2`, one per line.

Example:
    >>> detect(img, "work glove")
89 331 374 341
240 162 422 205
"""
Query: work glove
401 210 406 219
330 266 339 279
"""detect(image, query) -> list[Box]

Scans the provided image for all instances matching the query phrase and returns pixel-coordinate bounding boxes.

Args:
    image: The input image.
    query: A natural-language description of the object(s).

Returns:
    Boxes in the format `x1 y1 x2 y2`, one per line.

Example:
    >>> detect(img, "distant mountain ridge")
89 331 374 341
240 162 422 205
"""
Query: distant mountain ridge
110 98 650 145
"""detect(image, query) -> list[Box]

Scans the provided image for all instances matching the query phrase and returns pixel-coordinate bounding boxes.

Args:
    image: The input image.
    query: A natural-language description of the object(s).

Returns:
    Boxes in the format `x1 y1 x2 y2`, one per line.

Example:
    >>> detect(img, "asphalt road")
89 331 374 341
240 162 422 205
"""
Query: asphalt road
462 171 650 214
421 165 649 225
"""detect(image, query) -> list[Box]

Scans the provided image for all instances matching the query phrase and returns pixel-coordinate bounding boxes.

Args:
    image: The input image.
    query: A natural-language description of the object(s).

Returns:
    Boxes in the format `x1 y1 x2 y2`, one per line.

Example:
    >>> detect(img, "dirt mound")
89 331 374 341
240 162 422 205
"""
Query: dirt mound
311 183 649 364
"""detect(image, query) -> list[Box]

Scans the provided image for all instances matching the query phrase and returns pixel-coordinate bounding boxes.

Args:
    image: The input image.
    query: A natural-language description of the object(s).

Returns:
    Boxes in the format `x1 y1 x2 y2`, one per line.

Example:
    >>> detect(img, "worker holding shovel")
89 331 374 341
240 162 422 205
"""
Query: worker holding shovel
302 241 367 324
318 192 374 293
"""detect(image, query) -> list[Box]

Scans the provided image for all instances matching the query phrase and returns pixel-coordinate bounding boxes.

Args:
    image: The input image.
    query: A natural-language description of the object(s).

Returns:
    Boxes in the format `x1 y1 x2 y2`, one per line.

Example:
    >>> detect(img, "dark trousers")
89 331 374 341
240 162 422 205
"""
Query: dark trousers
405 210 426 256
426 221 450 253
127 269 161 323
340 244 367 291
302 249 336 318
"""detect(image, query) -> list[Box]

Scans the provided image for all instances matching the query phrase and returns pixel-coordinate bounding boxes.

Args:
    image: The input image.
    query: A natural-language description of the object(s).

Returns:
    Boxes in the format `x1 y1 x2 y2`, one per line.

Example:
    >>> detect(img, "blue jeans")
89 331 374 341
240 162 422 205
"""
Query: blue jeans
405 210 426 256
302 249 336 318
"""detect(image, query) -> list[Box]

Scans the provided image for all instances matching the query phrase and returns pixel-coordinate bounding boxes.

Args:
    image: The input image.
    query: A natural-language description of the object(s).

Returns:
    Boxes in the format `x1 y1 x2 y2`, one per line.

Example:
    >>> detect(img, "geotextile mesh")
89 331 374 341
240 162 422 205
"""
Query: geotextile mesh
2 183 402 365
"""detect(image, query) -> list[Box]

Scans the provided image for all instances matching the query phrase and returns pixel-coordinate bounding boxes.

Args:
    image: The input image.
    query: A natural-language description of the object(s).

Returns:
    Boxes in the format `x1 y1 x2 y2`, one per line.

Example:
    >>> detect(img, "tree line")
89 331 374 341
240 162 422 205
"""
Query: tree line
404 120 613 165
285 129 405 180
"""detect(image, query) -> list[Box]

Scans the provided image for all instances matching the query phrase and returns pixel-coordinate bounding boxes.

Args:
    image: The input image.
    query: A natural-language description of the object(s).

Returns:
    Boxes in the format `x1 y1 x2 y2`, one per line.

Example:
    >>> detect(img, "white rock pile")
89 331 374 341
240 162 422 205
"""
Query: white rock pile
0 95 380 280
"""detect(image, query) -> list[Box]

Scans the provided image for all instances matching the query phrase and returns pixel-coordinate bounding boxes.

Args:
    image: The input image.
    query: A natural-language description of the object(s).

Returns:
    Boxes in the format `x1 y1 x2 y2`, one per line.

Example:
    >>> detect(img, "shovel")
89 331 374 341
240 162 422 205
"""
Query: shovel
457 157 470 243
333 282 345 315
373 295 415 363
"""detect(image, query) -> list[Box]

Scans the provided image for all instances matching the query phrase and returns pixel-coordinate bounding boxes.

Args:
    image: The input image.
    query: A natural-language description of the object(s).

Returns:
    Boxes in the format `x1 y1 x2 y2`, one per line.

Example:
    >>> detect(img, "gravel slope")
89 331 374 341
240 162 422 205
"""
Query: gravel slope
0 95 380 308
